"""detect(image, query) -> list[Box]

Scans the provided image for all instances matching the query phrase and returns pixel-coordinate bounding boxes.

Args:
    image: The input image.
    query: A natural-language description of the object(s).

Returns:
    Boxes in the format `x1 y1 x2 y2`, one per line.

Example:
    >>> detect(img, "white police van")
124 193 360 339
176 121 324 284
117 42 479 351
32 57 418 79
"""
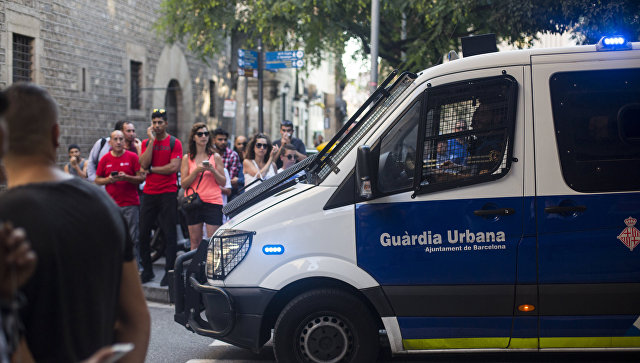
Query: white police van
173 36 640 362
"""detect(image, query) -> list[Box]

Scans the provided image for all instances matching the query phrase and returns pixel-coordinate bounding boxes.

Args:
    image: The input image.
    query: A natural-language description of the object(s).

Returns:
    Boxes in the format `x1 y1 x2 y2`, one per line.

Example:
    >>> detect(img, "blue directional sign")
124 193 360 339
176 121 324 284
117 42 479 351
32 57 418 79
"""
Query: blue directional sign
238 49 258 69
265 50 305 70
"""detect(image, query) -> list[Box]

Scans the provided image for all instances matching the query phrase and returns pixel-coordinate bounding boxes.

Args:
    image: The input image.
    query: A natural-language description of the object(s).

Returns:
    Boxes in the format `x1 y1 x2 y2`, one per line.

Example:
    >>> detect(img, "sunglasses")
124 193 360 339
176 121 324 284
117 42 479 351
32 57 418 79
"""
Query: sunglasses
196 131 209 137
255 143 269 149
153 108 166 114
285 154 297 160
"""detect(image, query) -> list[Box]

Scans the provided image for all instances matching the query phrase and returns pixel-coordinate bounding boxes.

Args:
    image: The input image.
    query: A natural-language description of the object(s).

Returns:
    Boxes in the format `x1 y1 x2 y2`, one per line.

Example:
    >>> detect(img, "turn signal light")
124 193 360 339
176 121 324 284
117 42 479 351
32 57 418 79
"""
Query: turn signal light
518 304 535 312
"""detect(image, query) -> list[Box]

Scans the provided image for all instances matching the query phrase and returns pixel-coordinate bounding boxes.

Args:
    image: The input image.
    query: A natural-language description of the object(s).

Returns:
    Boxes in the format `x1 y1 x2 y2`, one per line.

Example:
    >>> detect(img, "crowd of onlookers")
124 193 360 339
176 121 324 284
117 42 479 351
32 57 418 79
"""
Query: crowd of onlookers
0 82 311 362
62 111 309 288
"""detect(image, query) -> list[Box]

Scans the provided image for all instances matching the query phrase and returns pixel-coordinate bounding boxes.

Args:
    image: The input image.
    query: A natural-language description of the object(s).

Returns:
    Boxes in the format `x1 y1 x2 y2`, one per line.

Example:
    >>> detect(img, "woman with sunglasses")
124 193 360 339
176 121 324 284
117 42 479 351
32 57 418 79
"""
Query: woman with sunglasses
243 133 279 190
180 123 226 250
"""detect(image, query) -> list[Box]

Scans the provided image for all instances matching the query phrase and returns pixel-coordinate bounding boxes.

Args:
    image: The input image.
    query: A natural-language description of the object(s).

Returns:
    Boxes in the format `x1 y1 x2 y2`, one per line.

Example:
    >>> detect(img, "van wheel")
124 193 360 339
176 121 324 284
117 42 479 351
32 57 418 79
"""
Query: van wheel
273 288 379 363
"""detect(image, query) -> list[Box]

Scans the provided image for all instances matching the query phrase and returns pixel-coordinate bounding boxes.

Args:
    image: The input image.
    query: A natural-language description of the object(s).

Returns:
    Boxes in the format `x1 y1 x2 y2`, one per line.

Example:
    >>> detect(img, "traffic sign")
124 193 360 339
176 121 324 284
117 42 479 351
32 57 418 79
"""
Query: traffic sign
238 49 258 69
265 50 304 70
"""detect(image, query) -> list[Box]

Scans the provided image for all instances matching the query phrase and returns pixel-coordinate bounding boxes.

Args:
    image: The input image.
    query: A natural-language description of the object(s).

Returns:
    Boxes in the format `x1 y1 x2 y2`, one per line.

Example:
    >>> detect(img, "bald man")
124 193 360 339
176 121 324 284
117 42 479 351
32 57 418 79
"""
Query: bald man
96 130 145 267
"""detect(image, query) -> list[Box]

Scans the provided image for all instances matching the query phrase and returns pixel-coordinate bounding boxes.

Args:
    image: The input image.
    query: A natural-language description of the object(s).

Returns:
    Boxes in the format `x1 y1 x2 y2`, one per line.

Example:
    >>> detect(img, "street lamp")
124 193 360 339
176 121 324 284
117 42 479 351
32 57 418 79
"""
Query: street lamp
282 82 290 122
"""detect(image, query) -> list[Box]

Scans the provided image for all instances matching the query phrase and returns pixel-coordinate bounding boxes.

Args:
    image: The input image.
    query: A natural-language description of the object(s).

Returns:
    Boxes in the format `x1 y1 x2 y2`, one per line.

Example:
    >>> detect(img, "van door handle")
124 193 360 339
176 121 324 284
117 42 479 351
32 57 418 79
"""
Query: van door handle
473 208 516 217
544 205 587 214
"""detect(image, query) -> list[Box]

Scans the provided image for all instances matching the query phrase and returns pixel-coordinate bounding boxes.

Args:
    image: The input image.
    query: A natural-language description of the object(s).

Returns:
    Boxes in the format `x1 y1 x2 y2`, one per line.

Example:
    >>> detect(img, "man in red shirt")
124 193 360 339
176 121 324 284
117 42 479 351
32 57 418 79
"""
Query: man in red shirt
96 130 145 268
138 109 183 285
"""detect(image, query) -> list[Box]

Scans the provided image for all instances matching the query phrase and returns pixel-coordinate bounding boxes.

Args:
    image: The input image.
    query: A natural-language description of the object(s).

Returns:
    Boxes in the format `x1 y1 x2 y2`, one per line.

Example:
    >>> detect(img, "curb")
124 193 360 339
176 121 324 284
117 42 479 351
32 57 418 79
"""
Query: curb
142 259 170 304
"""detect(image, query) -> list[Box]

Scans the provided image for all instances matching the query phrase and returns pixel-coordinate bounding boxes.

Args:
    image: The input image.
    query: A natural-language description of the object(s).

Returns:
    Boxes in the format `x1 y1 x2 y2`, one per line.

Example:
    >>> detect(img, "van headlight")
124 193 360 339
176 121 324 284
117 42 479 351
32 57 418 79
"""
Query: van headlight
206 229 255 280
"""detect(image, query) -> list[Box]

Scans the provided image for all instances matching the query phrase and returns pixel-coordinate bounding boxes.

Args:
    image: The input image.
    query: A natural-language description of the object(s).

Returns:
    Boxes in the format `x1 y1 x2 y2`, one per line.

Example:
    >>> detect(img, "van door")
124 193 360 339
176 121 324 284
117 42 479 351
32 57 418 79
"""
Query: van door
532 54 640 348
356 67 527 350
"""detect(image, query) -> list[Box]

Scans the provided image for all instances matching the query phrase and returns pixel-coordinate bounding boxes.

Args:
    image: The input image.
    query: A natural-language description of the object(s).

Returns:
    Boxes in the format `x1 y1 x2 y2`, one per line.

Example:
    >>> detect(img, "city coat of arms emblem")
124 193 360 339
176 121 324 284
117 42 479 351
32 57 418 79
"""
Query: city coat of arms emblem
617 216 640 252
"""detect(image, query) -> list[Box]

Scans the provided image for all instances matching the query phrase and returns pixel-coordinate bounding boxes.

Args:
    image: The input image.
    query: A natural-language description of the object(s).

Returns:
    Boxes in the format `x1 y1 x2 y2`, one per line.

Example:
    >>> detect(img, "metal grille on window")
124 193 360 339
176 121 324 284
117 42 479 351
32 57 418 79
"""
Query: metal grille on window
13 34 33 83
130 61 142 110
417 76 517 193
207 230 254 280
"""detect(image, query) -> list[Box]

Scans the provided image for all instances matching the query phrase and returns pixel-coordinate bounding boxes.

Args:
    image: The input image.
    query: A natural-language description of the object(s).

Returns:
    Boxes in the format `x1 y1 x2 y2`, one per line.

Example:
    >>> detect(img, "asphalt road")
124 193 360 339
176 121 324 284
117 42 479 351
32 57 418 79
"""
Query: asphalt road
147 302 640 363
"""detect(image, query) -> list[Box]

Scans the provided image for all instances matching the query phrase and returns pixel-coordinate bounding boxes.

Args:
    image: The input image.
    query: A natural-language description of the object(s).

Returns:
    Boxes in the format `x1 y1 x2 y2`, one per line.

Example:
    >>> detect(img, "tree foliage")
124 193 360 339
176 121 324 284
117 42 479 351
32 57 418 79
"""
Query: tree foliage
155 0 640 74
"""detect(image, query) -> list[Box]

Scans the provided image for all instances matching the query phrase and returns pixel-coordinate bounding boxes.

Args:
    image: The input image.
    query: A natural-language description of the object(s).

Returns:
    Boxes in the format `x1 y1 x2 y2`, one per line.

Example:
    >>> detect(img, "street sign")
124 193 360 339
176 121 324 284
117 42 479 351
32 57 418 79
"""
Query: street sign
265 50 304 70
223 99 237 118
238 49 258 69
238 49 258 77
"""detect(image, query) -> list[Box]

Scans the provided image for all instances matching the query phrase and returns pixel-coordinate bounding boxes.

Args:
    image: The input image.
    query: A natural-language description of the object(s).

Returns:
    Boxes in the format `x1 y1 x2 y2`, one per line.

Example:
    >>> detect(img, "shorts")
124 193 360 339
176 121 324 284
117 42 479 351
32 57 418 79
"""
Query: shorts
185 201 223 226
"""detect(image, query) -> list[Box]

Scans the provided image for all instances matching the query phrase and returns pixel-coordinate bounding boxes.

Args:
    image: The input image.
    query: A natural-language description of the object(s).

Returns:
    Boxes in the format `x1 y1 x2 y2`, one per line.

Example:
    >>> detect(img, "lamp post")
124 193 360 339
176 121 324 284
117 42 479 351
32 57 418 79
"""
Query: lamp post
281 82 290 122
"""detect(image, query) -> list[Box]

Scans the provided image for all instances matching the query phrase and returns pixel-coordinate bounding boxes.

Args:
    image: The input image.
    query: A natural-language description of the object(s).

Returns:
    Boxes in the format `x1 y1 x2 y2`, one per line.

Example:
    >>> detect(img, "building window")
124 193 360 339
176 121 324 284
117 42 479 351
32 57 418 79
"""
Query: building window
81 67 86 92
130 61 142 110
209 80 216 117
13 33 34 83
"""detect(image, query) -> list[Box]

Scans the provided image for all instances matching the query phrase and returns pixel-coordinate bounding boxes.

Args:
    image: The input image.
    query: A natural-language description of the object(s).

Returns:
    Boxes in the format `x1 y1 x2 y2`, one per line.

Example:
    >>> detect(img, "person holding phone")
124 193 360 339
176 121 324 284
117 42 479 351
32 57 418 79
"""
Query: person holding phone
95 130 145 267
138 109 183 286
180 123 226 251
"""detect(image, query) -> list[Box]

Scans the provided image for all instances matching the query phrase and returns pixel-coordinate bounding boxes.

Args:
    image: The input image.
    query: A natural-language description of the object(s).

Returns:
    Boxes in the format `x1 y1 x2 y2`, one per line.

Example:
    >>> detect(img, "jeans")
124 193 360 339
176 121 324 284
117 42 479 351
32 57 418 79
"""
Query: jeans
139 192 177 274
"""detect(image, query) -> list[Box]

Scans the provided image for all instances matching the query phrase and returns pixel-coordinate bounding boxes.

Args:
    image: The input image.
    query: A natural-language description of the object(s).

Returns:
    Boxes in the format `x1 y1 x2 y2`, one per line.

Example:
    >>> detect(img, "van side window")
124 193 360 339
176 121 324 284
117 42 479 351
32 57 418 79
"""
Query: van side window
550 68 640 192
415 76 518 194
377 101 420 193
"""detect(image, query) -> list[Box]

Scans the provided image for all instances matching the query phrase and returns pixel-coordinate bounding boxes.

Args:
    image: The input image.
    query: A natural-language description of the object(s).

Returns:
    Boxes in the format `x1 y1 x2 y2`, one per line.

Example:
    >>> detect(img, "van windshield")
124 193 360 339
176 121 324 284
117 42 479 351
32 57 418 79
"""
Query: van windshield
223 71 416 219
307 71 417 183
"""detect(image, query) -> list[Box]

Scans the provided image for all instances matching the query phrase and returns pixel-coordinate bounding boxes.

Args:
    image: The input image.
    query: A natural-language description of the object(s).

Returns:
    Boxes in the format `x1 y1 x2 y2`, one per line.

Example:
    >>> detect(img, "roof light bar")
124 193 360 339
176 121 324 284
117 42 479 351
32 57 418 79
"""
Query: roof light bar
596 36 631 51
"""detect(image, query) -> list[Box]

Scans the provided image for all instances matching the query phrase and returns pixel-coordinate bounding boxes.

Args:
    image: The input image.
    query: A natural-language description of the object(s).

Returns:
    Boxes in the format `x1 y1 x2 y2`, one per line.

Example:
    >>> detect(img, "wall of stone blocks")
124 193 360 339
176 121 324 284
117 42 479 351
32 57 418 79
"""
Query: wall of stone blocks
0 0 232 165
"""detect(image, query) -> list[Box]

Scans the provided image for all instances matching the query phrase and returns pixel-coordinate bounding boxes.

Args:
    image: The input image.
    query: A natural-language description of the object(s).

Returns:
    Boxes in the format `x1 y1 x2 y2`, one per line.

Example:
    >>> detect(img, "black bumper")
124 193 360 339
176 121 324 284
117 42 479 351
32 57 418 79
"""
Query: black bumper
172 248 277 352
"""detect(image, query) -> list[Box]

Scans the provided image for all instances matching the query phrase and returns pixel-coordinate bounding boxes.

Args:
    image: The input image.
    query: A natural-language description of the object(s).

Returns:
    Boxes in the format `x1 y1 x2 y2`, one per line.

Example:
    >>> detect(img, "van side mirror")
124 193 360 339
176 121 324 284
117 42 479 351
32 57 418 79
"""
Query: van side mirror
356 145 373 199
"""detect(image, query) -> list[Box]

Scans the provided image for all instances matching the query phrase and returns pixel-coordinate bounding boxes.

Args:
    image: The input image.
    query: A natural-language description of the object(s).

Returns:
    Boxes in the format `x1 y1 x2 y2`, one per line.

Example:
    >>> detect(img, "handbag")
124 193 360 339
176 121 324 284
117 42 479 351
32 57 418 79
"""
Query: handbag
182 172 205 211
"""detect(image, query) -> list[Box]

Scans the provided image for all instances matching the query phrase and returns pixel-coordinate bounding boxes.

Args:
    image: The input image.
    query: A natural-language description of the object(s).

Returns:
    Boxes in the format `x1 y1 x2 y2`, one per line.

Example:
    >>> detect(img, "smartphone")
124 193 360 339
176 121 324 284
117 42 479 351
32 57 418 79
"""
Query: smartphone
104 343 134 363
202 160 210 167
110 171 118 177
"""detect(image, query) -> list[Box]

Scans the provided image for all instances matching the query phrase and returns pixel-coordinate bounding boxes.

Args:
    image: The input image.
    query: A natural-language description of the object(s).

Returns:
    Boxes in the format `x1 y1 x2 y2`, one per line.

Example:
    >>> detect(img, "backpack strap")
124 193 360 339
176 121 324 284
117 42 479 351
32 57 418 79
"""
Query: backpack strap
145 136 175 151
92 137 107 166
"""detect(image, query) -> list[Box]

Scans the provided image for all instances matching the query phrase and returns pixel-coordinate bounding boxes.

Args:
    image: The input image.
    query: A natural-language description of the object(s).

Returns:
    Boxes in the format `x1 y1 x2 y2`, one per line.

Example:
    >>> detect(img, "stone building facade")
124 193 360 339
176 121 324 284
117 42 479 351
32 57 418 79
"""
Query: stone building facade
0 0 232 164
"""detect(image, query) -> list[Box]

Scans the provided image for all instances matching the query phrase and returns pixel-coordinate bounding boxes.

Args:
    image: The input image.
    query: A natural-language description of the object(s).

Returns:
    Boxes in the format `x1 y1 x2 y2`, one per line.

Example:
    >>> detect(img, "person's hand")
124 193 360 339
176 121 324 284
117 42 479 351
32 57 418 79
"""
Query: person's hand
80 346 118 363
117 171 128 181
70 156 78 166
193 165 206 174
230 176 238 187
0 222 37 299
281 132 291 145
146 126 155 141
440 160 454 169
271 145 280 159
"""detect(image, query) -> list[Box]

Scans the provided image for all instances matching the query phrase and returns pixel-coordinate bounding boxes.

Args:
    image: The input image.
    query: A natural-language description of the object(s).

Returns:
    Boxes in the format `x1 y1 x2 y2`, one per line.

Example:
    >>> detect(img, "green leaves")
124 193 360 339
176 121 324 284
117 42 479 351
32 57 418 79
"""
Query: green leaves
155 0 640 74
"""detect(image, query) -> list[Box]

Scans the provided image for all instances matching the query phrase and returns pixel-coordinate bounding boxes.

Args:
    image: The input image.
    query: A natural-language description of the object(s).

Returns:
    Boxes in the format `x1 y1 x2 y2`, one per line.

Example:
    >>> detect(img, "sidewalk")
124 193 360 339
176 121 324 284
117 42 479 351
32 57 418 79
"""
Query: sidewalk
142 257 171 304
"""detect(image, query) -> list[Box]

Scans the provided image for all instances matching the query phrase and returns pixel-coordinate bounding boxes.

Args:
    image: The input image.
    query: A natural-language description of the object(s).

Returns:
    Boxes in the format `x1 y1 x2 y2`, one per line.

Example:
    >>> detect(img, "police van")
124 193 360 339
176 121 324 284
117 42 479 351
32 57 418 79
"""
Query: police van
172 36 640 362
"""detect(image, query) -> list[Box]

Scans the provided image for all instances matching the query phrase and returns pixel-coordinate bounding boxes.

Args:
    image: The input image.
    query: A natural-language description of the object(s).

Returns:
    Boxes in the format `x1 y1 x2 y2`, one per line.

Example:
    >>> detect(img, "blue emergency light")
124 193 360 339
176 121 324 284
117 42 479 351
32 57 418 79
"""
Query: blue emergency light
596 35 632 51
263 244 285 255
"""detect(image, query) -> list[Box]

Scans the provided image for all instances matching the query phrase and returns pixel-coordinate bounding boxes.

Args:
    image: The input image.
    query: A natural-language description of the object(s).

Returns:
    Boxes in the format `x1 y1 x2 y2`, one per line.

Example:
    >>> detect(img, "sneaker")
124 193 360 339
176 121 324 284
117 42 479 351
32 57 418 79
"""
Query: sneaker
140 271 155 284
160 274 169 287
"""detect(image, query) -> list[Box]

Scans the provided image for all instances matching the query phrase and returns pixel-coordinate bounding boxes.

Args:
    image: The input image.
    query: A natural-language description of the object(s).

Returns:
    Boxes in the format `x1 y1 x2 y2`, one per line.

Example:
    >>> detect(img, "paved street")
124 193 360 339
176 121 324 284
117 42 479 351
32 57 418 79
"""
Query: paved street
147 302 639 363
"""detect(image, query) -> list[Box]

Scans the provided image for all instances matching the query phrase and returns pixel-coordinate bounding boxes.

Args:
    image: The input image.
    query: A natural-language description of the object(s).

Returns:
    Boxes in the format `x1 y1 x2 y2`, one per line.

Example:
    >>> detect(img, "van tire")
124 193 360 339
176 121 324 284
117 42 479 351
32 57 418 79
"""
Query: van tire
273 288 379 363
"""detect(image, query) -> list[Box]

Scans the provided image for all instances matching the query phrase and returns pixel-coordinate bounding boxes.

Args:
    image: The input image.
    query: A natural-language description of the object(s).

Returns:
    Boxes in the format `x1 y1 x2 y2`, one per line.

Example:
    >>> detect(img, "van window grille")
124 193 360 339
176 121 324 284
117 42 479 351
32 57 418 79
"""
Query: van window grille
414 75 518 195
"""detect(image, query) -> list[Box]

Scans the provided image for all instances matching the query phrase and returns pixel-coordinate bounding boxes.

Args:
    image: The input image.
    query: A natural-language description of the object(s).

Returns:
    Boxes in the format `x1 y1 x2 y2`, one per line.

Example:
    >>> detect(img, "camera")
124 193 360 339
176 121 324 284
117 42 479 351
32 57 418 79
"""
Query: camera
202 160 210 167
